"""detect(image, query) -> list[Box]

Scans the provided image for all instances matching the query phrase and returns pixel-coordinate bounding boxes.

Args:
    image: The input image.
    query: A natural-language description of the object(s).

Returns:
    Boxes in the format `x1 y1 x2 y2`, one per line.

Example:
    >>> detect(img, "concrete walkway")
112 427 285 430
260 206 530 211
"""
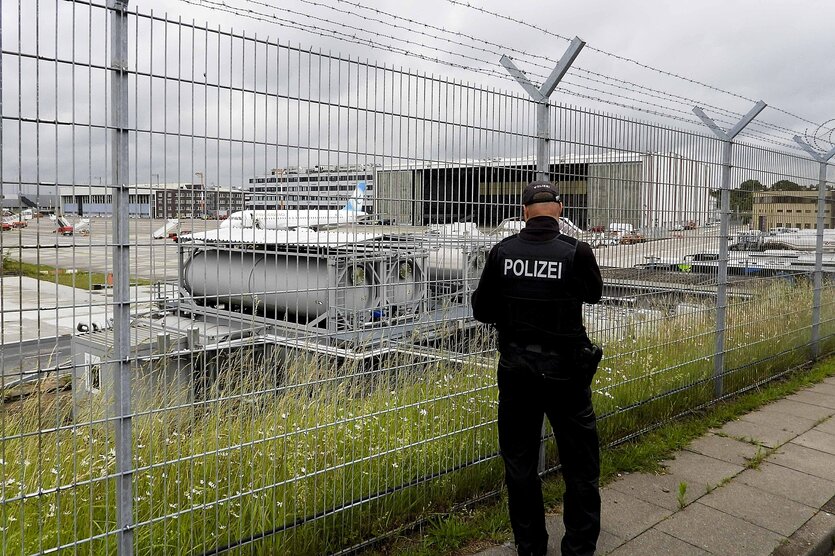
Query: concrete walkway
478 376 835 556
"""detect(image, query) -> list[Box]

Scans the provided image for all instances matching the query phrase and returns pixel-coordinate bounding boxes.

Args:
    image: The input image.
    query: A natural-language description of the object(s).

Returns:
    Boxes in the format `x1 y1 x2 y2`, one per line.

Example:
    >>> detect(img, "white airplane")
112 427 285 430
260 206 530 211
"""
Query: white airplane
763 231 835 251
220 181 369 230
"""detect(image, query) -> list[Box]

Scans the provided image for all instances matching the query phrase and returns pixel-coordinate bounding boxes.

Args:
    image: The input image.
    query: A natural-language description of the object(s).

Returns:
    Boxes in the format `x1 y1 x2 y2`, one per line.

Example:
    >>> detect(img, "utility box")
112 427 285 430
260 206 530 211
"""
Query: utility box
70 322 193 419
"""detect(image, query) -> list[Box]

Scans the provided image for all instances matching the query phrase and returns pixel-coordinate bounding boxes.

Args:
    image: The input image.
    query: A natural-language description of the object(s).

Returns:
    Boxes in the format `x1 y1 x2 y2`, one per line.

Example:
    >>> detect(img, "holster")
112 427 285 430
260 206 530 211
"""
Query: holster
575 343 603 387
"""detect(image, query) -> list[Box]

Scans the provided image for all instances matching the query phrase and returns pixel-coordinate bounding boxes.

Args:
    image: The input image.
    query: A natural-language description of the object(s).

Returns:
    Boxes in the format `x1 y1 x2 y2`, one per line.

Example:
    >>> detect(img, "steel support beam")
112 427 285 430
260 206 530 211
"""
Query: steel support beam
693 101 766 398
108 1 133 554
793 135 835 360
500 37 585 183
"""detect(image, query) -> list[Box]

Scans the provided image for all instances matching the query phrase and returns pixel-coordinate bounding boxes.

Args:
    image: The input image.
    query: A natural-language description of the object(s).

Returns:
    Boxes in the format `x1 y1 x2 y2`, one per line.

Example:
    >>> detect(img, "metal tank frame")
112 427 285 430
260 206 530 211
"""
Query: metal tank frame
174 240 433 338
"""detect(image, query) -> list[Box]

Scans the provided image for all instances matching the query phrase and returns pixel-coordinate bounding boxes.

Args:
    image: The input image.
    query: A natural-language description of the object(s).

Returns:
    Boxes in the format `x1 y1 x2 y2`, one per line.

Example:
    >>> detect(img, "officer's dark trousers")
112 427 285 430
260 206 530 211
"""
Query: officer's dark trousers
497 350 600 556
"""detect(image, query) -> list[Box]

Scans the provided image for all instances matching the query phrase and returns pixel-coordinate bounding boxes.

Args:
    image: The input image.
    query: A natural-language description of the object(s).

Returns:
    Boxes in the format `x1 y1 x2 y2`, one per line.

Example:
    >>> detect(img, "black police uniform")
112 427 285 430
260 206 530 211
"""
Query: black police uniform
471 215 603 556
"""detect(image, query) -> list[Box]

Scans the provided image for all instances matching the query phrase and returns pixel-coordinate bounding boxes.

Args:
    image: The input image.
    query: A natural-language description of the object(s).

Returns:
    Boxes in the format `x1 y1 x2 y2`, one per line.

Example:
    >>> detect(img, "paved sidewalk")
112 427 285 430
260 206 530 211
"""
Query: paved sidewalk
477 376 835 556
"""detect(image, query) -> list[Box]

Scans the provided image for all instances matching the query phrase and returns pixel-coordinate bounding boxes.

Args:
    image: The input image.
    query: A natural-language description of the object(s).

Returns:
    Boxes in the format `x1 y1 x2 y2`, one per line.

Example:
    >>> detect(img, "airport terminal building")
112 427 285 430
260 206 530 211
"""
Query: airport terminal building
59 183 247 219
373 152 714 230
246 165 375 211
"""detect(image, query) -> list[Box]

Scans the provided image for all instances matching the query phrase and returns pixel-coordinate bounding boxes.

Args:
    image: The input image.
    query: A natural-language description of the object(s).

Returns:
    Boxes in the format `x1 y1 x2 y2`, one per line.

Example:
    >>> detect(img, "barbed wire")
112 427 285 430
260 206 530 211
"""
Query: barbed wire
444 0 821 128
262 0 805 142
567 68 801 139
174 0 799 148
280 0 775 126
178 0 517 82
804 119 835 151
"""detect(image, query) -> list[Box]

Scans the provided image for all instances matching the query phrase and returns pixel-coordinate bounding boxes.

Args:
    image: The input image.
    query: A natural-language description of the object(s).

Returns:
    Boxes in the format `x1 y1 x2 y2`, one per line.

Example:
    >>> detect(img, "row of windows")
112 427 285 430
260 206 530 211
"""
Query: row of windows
250 174 373 184
251 183 372 193
157 192 245 198
61 195 150 204
774 223 832 229
754 196 828 204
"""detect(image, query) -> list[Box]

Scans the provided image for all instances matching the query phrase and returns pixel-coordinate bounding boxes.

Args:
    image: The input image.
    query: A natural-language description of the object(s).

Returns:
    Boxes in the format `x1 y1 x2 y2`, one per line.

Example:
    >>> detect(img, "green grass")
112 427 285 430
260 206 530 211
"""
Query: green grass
1 255 152 290
372 354 835 556
2 279 835 555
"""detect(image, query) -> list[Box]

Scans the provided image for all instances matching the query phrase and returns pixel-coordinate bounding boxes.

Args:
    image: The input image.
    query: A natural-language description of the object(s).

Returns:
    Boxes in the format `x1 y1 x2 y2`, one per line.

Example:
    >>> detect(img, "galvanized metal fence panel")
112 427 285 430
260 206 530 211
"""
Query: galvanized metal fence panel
1 1 833 555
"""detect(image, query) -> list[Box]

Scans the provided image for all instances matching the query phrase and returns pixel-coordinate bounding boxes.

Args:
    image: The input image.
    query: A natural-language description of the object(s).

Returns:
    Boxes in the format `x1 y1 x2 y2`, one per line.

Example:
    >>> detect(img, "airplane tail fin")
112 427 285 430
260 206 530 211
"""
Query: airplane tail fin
343 181 367 213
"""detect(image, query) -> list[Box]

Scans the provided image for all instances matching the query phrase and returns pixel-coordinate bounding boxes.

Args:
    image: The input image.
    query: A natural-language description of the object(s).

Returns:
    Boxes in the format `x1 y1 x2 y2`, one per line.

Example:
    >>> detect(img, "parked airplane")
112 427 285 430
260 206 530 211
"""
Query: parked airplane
764 231 835 251
220 181 368 230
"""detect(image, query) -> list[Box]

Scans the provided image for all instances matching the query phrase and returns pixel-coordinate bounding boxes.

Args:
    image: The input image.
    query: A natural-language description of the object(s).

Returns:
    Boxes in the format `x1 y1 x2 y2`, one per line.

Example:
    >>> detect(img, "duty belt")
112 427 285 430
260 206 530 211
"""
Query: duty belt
507 342 564 356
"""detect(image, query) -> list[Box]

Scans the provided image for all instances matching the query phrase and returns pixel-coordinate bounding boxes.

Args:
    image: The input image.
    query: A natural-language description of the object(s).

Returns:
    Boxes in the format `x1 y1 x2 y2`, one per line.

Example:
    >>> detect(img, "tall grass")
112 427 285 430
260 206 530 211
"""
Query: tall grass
2 279 833 554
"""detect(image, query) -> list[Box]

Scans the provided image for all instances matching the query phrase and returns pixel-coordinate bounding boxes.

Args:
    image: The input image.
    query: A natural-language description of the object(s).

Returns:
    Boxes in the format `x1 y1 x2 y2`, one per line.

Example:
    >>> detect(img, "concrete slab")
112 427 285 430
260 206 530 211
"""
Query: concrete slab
740 408 818 436
770 442 835 481
599 487 674 541
761 399 835 422
544 513 625 555
771 510 835 556
660 450 745 495
607 471 701 512
816 417 835 436
684 432 762 467
476 543 516 556
793 429 835 456
595 529 625 555
808 381 835 394
737 461 835 508
785 390 835 411
655 502 784 555
605 529 711 556
698 481 816 536
716 418 797 448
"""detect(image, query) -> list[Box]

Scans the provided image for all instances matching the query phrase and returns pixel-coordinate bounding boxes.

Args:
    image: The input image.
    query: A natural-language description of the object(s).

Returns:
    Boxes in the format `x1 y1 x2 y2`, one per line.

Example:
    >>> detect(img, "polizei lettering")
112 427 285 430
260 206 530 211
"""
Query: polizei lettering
502 258 563 279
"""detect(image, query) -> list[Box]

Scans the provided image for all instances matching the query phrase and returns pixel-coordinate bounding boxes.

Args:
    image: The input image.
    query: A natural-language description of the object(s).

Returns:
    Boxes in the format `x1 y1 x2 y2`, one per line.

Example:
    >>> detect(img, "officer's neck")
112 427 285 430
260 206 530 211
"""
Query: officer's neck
525 215 560 226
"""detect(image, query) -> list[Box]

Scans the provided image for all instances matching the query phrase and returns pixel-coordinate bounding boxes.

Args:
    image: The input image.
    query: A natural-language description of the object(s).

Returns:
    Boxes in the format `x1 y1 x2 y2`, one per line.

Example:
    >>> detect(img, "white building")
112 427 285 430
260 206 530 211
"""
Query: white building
247 165 375 211
59 184 154 217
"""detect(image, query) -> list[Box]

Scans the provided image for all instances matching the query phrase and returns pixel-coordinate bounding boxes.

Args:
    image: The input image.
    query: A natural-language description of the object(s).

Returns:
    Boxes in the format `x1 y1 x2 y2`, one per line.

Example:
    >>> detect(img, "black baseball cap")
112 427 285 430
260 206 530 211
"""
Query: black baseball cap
522 181 561 206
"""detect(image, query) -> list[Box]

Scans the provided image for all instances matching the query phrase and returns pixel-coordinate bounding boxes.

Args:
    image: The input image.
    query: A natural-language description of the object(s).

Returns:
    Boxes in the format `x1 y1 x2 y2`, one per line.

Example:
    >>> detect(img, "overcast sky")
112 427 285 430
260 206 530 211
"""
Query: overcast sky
2 0 833 192
132 0 834 135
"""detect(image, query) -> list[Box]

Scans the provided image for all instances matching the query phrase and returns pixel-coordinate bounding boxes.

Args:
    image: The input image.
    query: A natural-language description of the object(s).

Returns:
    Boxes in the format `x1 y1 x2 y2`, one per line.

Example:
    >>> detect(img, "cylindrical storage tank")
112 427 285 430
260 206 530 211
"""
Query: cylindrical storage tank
382 254 426 312
183 249 376 322
183 250 257 308
426 240 488 285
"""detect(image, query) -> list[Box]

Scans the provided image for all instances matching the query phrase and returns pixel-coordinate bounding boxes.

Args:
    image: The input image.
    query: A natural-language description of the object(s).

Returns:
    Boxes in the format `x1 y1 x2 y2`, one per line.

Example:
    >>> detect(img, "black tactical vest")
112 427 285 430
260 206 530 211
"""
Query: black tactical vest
494 233 585 350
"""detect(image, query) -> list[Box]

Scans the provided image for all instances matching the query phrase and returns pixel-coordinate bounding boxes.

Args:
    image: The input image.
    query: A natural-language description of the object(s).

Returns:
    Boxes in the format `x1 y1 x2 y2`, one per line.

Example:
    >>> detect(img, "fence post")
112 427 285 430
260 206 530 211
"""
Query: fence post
693 101 766 398
500 37 584 183
499 38 585 473
108 1 133 554
793 136 835 360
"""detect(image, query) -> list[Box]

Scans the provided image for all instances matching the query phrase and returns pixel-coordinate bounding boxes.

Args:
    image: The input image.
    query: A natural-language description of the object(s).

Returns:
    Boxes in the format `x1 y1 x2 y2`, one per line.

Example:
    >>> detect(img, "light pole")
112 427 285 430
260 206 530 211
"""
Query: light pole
195 172 205 217
151 173 160 218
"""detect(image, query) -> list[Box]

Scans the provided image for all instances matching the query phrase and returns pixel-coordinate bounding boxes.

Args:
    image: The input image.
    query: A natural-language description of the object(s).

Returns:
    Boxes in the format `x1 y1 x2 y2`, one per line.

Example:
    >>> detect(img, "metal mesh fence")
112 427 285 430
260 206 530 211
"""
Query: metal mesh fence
1 1 834 554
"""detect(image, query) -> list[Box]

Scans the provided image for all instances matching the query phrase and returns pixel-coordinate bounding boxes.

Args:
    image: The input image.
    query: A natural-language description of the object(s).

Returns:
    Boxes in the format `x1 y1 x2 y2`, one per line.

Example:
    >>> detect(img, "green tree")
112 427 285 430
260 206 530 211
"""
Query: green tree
709 179 765 223
770 180 803 191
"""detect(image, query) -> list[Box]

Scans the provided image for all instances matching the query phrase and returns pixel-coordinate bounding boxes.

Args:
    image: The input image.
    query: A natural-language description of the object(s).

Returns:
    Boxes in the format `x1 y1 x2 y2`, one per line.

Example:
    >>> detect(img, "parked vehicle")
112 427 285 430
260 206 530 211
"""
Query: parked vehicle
620 231 647 244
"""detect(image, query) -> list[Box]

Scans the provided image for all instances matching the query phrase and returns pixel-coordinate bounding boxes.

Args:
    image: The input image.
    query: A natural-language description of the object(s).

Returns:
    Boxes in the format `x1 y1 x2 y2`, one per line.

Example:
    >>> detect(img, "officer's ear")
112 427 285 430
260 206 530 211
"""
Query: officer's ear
522 204 529 222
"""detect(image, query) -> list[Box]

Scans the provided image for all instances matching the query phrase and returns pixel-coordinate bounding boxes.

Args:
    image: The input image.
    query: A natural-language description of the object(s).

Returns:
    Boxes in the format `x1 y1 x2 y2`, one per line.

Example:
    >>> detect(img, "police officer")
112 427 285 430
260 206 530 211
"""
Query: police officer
472 181 603 556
